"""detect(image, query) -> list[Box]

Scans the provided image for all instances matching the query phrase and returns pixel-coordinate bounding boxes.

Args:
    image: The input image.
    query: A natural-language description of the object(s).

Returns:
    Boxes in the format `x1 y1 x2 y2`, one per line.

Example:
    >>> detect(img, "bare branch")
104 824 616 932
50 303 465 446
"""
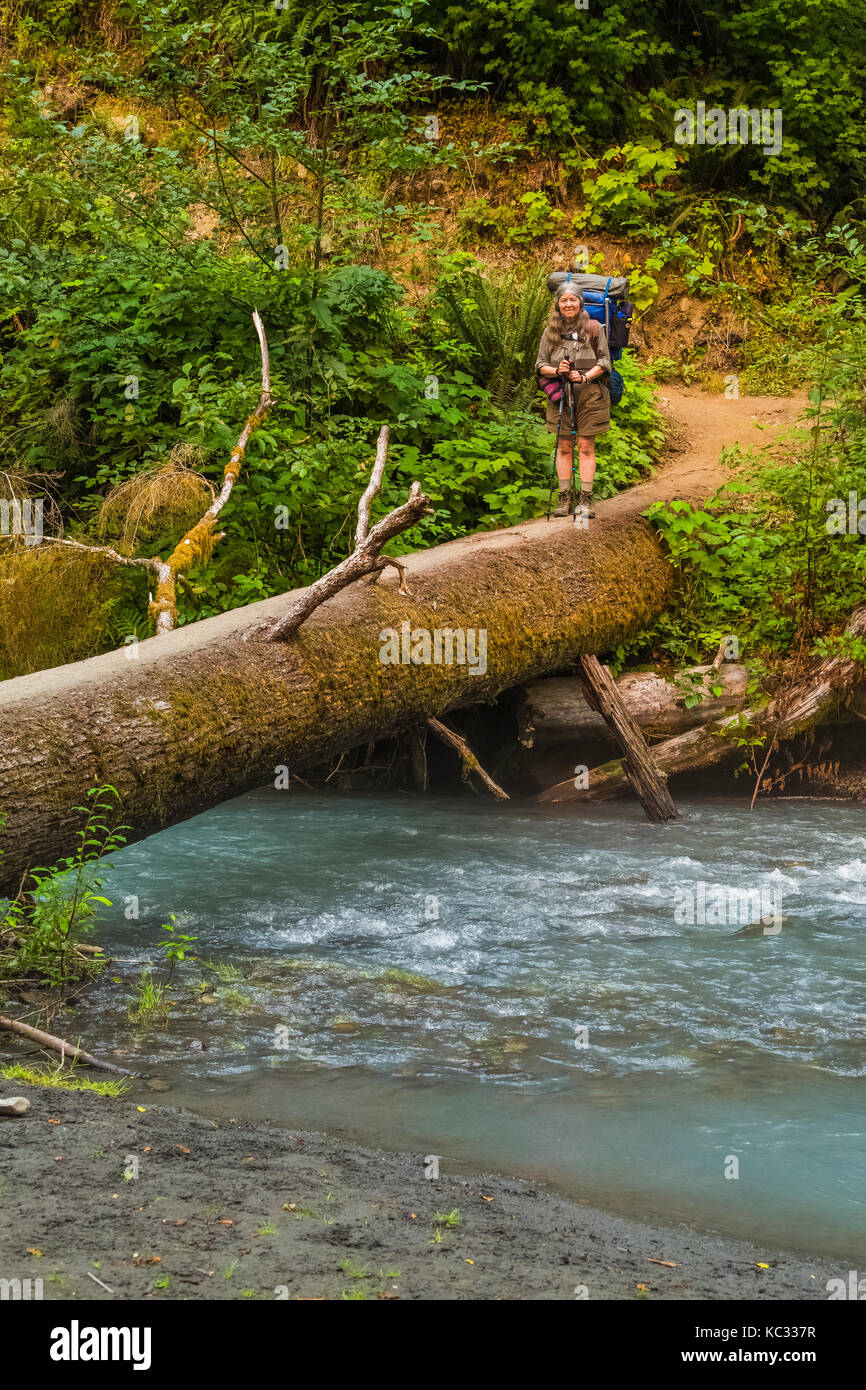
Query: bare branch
266 477 432 642
355 425 390 546
0 1013 135 1075
150 310 273 634
47 537 159 572
426 716 509 800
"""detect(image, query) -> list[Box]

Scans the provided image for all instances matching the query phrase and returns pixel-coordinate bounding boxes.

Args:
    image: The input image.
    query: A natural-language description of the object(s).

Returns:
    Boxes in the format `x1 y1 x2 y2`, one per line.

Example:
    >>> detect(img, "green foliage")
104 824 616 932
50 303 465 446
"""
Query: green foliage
157 914 198 977
432 258 551 407
595 354 664 497
636 247 866 669
127 970 169 1025
0 786 127 990
456 191 566 246
0 1062 129 1096
578 144 680 231
426 0 866 211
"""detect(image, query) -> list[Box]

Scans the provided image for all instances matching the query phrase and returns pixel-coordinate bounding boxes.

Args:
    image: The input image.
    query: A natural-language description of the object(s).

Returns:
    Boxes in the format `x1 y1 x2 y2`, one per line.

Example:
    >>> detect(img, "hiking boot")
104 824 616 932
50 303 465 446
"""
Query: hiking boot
577 490 596 518
553 487 572 518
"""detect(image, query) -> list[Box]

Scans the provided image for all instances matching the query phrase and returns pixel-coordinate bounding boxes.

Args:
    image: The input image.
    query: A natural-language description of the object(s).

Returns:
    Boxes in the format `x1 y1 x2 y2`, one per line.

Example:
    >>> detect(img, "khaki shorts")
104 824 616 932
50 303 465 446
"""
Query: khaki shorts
545 380 610 437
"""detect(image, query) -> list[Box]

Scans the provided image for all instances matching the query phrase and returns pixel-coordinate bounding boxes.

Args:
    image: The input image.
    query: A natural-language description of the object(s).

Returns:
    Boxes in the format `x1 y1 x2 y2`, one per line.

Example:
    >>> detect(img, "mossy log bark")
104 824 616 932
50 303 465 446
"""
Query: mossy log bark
0 512 673 892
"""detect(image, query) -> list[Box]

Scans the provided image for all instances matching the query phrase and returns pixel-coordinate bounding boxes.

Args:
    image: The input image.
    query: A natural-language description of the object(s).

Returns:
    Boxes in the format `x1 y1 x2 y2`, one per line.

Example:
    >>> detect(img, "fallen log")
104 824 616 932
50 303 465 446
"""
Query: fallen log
536 607 866 804
0 1013 132 1074
577 655 677 822
0 498 675 891
518 663 749 747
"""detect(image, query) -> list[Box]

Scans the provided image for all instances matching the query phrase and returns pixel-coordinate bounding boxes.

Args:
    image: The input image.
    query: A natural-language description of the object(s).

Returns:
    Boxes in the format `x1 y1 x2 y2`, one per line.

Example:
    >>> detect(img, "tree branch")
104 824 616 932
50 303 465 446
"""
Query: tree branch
266 430 431 642
42 537 159 571
150 310 273 633
355 425 390 545
0 1013 134 1075
426 716 509 799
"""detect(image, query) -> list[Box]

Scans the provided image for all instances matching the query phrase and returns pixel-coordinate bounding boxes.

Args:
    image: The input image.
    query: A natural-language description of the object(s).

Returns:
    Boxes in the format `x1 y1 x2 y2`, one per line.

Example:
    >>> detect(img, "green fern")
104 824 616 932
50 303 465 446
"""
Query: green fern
435 263 550 409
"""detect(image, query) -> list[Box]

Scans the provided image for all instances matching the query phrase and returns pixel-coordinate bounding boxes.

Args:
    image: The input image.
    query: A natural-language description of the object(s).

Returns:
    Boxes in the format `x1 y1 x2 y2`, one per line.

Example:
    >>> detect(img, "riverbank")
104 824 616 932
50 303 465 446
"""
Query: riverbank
0 1082 843 1301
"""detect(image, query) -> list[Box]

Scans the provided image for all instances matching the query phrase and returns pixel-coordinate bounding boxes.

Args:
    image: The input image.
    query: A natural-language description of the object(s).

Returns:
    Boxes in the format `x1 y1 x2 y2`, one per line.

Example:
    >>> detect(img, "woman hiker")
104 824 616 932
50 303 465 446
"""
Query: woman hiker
536 283 611 518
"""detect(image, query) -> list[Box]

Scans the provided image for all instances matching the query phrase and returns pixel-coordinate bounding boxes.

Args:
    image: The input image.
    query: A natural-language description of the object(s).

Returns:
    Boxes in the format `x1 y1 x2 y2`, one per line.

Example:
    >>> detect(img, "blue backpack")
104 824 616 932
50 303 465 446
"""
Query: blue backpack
547 270 633 406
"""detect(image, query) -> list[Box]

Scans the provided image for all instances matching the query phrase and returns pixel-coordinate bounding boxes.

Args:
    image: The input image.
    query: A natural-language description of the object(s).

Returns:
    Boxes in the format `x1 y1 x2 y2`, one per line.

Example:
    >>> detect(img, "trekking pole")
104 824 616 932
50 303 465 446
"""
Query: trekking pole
546 372 567 521
568 374 578 517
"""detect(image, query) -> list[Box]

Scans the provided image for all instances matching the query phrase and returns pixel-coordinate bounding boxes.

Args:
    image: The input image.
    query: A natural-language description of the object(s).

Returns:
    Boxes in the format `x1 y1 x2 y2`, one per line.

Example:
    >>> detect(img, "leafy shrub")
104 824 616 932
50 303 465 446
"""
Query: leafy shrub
578 143 680 231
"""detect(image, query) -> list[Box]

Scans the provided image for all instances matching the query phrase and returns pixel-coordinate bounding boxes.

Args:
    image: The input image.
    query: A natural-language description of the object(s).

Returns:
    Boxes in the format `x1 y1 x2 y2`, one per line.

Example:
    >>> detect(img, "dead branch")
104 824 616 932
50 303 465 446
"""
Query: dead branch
151 309 273 633
267 430 432 642
356 425 390 545
50 538 159 572
426 716 509 800
577 655 678 822
0 1013 133 1075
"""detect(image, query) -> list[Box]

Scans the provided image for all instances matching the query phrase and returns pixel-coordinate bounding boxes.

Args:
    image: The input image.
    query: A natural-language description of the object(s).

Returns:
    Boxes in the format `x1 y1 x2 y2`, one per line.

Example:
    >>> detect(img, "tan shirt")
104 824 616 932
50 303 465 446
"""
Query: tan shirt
536 325 611 377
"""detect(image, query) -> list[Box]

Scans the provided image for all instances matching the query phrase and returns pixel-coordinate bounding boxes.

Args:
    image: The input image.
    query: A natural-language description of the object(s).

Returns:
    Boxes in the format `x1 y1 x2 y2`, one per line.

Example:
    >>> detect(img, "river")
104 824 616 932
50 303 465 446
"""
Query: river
88 789 866 1262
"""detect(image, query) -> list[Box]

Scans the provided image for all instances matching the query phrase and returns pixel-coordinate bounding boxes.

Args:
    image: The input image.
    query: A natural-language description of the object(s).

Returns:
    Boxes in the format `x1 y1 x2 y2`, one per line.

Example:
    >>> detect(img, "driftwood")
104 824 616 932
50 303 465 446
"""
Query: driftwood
577 656 677 822
266 426 432 641
0 1096 30 1117
426 716 509 799
518 663 749 747
0 1013 132 1075
537 607 866 804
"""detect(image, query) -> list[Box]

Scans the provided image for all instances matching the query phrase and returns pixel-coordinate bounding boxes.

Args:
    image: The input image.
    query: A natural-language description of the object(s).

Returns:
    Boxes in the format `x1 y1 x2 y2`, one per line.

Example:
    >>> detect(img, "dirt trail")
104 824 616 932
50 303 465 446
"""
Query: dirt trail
402 386 807 570
608 385 808 516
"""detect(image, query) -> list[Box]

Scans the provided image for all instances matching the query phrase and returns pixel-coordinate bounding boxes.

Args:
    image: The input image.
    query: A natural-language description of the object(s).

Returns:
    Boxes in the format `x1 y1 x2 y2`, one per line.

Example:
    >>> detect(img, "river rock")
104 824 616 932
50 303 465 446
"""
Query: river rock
0 1096 31 1117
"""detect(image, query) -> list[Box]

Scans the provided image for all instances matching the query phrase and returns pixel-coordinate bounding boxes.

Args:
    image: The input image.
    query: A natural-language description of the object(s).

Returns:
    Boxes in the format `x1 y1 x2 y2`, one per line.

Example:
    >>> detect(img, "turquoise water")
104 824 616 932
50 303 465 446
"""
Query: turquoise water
91 790 866 1260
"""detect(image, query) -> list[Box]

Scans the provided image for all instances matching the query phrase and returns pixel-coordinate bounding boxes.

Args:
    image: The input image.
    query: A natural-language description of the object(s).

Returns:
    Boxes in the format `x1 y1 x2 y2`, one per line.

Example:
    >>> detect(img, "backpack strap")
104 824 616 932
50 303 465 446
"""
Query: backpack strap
586 320 610 381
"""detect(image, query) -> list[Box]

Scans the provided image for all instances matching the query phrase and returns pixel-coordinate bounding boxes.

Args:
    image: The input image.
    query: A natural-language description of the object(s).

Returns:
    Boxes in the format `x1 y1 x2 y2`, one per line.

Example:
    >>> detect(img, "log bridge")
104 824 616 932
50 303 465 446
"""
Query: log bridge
0 501 676 893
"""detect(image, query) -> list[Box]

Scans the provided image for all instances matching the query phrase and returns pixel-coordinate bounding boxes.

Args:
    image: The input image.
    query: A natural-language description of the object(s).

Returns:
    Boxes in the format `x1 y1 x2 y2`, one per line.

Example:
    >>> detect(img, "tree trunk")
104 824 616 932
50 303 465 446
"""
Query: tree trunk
0 511 673 892
517 663 749 747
